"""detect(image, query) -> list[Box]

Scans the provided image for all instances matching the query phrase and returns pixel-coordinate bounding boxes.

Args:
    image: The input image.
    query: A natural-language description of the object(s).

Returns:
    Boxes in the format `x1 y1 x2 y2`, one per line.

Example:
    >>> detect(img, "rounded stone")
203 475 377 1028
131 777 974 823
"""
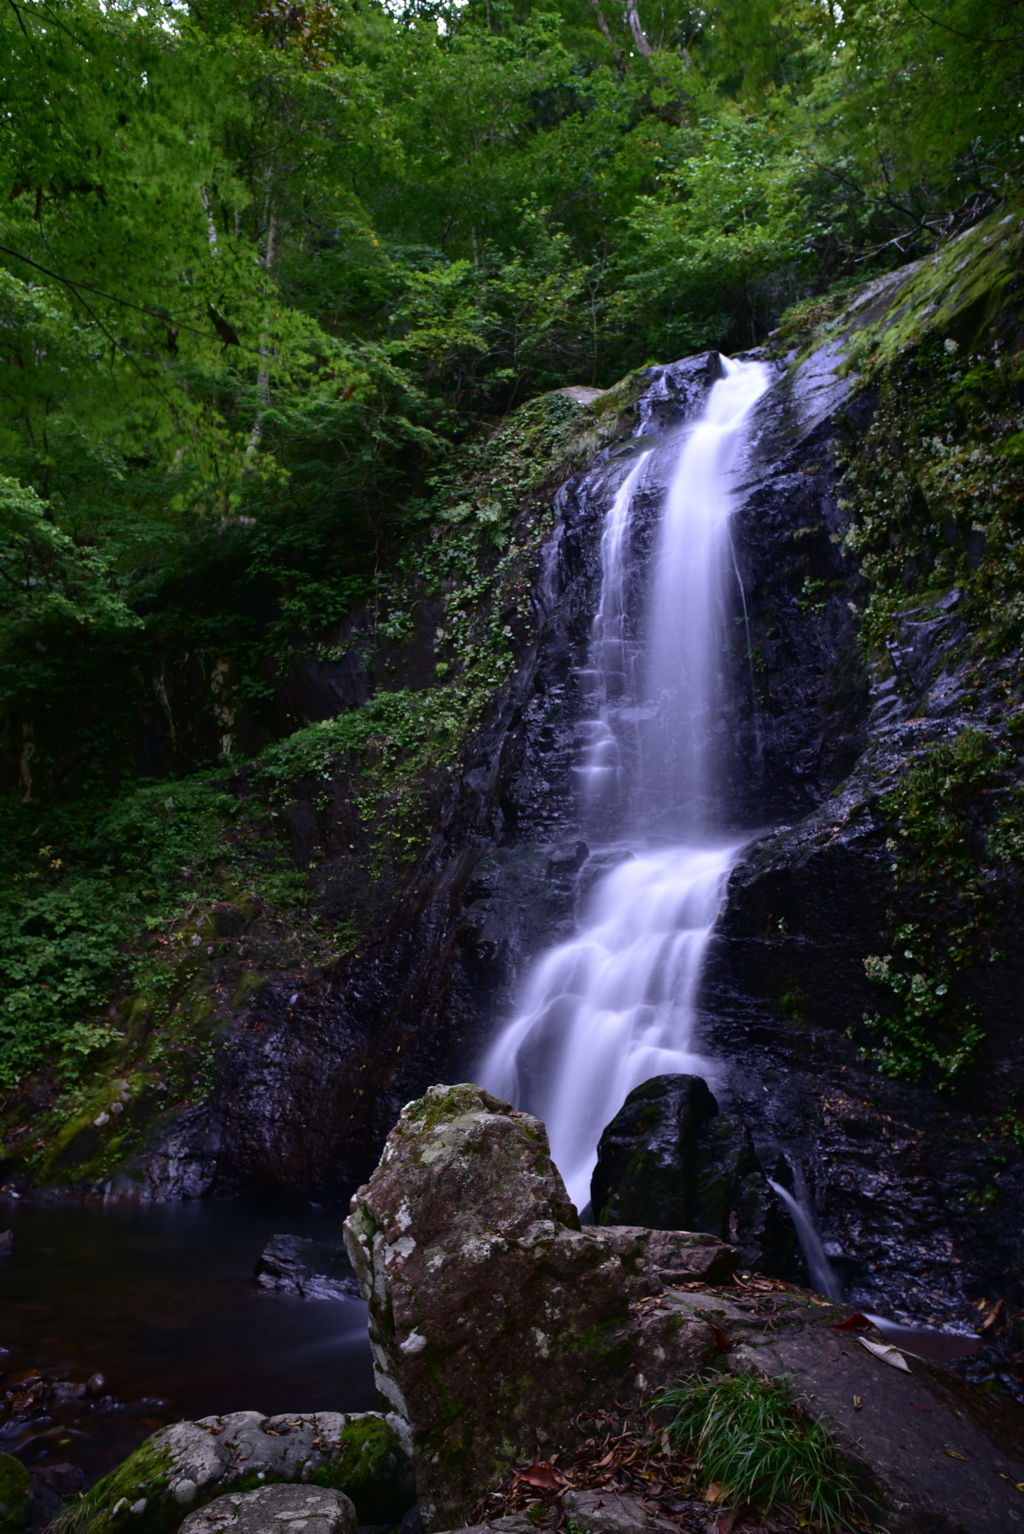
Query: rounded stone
179 1484 356 1534
172 1479 198 1504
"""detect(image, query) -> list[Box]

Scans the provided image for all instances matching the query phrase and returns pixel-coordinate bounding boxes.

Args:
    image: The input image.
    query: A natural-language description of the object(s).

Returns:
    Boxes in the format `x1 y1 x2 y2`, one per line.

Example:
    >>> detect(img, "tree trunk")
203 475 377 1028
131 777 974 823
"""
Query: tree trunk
623 0 653 55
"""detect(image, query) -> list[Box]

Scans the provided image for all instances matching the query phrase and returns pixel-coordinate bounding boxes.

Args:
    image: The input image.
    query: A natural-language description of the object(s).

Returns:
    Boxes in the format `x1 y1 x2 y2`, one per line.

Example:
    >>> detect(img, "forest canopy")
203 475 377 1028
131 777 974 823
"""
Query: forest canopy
1 0 1020 753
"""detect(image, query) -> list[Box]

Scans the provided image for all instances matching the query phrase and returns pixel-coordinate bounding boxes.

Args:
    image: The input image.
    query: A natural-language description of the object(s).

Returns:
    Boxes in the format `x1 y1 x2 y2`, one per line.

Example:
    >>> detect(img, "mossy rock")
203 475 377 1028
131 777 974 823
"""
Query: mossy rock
806 199 1024 374
0 1454 30 1534
56 1412 413 1534
308 1416 413 1523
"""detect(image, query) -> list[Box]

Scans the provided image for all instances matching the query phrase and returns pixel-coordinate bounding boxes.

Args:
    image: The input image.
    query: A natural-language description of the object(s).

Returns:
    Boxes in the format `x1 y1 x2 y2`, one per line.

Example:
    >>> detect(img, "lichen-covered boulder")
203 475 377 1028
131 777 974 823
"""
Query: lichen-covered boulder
178 1485 355 1534
61 1411 412 1534
343 1084 726 1529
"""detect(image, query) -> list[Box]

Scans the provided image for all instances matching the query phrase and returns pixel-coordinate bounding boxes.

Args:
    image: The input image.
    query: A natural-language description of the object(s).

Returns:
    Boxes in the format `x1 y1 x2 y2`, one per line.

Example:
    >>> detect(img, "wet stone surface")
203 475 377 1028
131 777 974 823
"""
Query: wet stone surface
343 1084 734 1529
252 1236 360 1302
590 1074 801 1282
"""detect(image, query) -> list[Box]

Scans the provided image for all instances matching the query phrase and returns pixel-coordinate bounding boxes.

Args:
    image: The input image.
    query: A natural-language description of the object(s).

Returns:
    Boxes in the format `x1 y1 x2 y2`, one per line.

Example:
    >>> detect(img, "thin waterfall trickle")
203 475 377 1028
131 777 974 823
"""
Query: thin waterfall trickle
480 357 771 1212
576 450 651 812
767 1179 842 1300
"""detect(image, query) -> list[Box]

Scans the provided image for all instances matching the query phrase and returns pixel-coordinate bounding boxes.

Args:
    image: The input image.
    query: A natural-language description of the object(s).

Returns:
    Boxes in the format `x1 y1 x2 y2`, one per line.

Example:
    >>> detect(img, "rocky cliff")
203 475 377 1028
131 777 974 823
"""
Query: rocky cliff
4 204 1024 1387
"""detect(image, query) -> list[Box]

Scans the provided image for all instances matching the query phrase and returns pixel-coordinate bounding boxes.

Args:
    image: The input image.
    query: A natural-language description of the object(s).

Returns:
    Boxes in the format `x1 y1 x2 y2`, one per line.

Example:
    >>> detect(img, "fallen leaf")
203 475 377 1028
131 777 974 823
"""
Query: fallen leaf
853 1394 862 1410
709 1323 734 1353
714 1510 740 1534
831 1312 872 1332
660 1431 671 1457
910 1401 932 1413
514 1460 563 1490
944 1449 968 1462
704 1481 727 1505
857 1335 911 1371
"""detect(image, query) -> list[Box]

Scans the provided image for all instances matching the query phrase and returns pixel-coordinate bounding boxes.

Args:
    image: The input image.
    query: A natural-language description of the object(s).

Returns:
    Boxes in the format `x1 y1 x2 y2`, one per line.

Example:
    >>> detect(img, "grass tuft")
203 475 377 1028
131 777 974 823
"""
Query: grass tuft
660 1372 862 1529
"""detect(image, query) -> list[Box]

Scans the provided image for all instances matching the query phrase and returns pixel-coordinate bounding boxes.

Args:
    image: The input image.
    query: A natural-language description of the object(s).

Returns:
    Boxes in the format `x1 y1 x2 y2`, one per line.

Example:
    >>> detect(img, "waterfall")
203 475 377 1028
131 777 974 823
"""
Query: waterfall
767 1179 842 1300
576 450 651 814
480 357 771 1213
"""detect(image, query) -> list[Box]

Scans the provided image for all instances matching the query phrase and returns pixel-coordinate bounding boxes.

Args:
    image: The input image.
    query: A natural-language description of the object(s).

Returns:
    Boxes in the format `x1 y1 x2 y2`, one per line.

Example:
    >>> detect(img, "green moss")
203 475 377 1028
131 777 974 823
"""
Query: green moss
816 205 1024 1093
57 1436 179 1534
56 1418 412 1534
309 1417 413 1523
854 730 1019 1086
791 201 1024 373
0 1454 30 1534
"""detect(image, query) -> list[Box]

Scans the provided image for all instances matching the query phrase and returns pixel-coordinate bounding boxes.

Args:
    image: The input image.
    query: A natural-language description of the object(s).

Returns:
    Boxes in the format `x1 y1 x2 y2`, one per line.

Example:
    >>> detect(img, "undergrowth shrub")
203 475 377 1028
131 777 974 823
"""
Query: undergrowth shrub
0 777 238 1090
660 1372 861 1528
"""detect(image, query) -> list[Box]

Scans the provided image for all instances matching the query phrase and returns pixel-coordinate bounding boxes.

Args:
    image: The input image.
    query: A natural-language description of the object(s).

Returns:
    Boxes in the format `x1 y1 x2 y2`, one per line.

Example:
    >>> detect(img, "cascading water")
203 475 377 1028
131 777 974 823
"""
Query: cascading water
480 357 771 1212
576 450 651 814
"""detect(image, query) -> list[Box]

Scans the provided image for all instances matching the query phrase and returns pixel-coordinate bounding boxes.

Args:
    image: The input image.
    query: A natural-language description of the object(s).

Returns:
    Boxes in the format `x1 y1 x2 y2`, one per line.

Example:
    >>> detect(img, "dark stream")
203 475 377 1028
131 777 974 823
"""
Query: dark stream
0 1200 376 1485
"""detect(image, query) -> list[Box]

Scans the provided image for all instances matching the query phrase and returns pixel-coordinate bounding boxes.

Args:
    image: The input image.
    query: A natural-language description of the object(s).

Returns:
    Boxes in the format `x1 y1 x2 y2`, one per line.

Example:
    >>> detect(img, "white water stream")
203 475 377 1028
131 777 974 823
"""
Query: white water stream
480 358 771 1213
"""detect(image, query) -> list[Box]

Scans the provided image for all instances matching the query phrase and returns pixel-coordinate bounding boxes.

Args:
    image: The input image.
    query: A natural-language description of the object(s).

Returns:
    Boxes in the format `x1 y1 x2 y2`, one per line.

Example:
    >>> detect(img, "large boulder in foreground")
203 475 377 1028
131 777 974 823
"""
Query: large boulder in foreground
342 1084 738 1528
591 1074 800 1278
61 1411 412 1534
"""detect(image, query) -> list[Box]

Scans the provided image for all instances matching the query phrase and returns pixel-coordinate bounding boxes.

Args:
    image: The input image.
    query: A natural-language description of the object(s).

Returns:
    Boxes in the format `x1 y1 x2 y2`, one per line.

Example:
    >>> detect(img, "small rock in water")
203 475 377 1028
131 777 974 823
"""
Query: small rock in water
253 1235 360 1301
84 1373 106 1399
179 1483 356 1534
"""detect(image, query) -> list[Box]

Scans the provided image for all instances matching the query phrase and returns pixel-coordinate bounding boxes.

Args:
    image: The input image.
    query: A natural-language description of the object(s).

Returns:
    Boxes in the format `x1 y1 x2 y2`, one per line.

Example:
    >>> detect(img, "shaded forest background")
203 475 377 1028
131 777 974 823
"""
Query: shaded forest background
0 0 1021 1094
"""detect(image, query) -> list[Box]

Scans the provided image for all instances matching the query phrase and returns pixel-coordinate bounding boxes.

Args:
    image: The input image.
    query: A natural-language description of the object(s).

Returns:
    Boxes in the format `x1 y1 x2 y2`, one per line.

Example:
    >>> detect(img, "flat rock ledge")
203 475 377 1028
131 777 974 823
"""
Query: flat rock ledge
344 1084 1024 1534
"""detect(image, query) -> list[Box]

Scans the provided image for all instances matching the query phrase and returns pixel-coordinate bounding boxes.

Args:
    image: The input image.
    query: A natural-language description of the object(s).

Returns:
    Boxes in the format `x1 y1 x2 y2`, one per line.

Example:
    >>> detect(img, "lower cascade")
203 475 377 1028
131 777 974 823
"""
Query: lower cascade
481 357 771 1211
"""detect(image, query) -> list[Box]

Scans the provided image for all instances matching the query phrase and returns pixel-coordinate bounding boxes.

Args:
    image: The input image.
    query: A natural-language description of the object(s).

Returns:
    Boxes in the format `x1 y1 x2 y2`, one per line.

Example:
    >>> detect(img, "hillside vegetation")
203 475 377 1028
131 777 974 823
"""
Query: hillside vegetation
1 0 1022 1176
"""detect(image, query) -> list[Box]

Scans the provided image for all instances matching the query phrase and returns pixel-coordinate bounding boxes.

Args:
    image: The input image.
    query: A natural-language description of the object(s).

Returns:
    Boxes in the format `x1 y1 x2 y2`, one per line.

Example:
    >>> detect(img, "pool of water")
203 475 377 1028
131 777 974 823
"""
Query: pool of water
0 1199 376 1484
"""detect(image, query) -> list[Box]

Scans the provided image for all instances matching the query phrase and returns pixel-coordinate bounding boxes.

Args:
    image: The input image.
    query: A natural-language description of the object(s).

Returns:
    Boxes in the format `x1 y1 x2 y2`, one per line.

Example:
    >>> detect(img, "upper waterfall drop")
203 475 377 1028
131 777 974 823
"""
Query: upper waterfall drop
644 357 772 827
479 356 771 1212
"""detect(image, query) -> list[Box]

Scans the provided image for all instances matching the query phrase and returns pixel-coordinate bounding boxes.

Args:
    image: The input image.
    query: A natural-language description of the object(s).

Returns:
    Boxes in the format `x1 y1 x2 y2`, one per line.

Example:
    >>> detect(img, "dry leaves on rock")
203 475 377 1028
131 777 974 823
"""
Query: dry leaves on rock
472 1408 823 1533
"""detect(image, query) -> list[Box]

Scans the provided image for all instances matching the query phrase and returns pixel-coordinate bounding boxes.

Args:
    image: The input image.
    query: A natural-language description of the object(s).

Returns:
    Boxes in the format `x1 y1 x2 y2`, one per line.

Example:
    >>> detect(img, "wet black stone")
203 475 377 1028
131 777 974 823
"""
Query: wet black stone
591 1074 800 1279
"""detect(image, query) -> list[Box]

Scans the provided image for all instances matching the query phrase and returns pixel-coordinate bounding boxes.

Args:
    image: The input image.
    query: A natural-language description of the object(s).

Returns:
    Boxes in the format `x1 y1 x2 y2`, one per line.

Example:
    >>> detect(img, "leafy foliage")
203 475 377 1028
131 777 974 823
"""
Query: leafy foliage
1 0 1022 1101
0 777 240 1089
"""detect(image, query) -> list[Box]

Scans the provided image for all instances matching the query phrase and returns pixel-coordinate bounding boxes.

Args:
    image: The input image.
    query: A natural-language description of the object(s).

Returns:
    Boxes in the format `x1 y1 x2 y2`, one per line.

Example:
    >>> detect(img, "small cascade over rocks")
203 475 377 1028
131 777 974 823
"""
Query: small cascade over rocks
481 358 770 1212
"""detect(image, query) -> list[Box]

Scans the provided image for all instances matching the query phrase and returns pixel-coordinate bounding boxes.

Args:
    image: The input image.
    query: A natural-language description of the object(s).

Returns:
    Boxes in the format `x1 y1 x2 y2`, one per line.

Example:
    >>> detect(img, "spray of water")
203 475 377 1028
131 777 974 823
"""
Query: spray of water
480 357 771 1212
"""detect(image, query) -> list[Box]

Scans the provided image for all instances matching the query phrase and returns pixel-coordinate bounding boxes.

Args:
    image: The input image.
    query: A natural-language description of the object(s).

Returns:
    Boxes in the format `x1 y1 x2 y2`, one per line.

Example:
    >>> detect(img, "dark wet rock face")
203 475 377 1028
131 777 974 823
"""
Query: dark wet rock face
343 1084 733 1529
99 268 1024 1382
591 1074 800 1281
